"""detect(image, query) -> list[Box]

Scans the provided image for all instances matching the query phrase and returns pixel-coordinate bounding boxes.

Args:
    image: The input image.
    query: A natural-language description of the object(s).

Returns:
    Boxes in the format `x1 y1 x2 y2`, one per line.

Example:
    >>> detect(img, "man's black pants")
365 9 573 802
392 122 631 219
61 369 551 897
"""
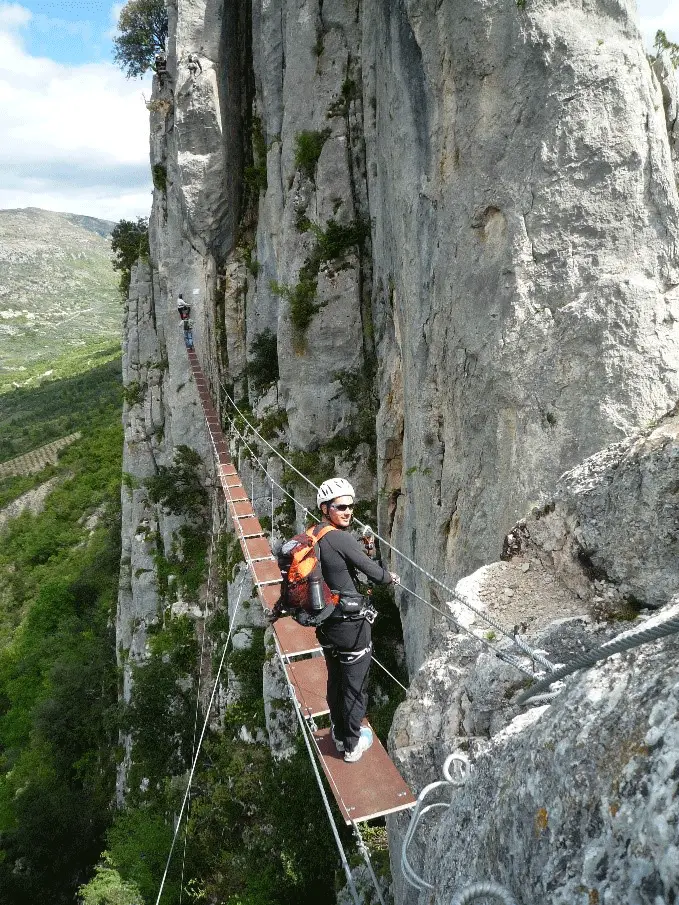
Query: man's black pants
316 616 372 753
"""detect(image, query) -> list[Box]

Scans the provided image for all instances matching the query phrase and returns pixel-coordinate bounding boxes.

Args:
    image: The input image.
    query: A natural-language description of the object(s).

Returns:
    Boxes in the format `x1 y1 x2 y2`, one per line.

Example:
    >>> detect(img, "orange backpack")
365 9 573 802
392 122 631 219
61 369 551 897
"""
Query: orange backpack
277 524 340 617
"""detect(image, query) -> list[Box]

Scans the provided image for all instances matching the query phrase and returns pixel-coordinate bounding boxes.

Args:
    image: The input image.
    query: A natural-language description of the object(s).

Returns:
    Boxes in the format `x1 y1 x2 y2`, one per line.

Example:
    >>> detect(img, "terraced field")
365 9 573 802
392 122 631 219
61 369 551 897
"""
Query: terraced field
0 433 81 477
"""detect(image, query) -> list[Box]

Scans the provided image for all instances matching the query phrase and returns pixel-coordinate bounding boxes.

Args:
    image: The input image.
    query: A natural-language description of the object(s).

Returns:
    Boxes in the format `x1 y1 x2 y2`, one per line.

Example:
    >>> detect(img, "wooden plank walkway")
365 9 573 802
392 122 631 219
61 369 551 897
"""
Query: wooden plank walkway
186 348 415 825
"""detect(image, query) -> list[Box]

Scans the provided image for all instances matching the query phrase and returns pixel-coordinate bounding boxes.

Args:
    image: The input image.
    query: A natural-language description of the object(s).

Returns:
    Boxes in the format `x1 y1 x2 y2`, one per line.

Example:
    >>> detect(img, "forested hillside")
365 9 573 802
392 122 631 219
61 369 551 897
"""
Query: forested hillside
0 352 123 902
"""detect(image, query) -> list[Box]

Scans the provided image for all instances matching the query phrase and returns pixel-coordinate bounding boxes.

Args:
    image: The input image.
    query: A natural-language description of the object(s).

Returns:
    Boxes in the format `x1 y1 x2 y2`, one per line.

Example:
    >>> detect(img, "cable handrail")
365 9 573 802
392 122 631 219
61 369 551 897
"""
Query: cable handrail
219 381 555 673
224 403 539 680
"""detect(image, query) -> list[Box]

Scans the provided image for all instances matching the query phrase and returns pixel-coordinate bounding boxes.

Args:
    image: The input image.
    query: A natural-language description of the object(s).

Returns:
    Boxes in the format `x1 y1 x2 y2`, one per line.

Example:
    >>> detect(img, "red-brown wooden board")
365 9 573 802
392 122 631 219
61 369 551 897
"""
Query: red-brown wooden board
313 722 416 824
274 618 322 657
229 501 255 519
234 517 262 536
257 583 281 610
252 560 282 585
285 657 329 717
244 537 273 560
225 488 249 503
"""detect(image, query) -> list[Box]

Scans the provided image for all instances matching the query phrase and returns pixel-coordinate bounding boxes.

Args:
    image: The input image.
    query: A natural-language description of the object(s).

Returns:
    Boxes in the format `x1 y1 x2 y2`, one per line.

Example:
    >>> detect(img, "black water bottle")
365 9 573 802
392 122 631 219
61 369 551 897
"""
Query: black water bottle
308 575 325 612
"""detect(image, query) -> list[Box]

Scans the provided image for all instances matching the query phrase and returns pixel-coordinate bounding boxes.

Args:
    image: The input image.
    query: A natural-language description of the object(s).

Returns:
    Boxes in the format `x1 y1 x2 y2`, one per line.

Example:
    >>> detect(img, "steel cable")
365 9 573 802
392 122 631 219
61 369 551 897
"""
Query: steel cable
220 382 555 672
226 409 536 680
154 571 247 905
518 616 679 703
450 881 517 905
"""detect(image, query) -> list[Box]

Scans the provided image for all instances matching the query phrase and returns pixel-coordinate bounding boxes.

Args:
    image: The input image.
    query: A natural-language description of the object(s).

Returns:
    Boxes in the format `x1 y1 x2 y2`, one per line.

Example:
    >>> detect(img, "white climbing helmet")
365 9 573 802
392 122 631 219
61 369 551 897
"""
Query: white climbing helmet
317 477 355 508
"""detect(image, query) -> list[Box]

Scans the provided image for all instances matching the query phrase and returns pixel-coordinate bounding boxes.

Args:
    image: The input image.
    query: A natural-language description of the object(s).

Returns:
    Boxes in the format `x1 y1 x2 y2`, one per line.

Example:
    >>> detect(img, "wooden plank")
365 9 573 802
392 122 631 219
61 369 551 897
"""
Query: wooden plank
257 583 281 610
273 617 321 657
237 517 263 537
229 500 255 519
225 488 249 503
285 657 329 717
244 537 273 560
314 722 416 824
252 560 282 585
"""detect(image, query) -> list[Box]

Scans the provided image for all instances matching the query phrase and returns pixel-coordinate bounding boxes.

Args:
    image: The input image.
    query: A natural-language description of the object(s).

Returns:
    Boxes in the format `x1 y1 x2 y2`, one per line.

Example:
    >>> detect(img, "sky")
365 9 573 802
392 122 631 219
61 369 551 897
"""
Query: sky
0 1 152 222
0 2 676 223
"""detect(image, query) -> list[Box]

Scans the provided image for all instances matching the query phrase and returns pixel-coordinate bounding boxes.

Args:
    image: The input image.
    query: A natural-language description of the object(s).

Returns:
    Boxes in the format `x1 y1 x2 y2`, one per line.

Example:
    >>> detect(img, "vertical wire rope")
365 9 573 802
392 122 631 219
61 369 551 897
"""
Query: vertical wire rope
275 639 361 905
154 572 247 905
178 507 224 905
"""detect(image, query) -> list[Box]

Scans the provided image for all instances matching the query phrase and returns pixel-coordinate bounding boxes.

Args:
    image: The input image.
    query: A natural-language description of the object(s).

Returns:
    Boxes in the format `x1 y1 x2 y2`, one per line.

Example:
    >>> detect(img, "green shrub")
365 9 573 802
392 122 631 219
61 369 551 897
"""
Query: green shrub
122 381 145 407
270 277 320 338
244 114 268 194
258 407 288 440
246 329 279 397
294 129 331 179
654 29 679 67
309 217 370 263
327 77 358 117
145 445 207 521
110 218 149 297
271 217 369 345
151 163 167 192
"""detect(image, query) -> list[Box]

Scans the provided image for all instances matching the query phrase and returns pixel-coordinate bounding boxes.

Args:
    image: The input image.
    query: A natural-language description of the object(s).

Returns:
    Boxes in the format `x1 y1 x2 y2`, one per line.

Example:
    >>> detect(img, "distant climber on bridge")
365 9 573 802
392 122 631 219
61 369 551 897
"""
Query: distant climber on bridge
177 294 190 320
183 317 194 349
314 478 399 763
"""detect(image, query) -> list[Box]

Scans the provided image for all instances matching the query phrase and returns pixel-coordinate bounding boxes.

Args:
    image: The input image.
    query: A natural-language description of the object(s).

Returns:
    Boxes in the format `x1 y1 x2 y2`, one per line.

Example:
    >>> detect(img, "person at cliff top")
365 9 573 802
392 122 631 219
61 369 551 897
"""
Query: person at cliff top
187 53 202 76
155 52 168 84
315 478 399 763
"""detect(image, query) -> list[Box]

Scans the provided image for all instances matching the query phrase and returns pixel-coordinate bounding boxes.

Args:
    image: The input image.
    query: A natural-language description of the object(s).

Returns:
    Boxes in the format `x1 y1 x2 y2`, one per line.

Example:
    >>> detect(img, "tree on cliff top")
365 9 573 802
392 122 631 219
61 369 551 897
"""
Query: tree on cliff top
113 0 168 79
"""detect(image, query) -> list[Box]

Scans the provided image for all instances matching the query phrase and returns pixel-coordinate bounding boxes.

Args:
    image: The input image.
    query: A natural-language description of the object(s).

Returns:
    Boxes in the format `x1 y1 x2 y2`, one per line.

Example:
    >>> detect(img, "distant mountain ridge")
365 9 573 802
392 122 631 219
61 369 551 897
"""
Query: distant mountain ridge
0 207 122 385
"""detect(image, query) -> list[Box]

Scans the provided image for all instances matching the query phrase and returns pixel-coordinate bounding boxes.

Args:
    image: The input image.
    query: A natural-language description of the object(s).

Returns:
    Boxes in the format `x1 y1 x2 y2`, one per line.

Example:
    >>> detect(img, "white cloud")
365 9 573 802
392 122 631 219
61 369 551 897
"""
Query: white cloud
0 3 29 29
0 2 152 221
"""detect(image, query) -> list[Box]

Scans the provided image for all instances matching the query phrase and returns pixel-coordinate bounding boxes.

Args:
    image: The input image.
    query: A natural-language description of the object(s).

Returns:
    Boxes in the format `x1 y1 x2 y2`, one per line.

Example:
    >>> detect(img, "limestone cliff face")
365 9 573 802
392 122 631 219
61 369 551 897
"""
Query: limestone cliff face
117 0 679 898
130 0 679 671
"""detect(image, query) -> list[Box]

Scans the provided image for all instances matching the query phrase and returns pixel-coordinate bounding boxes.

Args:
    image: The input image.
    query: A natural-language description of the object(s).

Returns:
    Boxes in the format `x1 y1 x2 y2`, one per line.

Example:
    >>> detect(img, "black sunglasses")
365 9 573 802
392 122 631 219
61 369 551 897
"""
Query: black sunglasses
330 503 354 512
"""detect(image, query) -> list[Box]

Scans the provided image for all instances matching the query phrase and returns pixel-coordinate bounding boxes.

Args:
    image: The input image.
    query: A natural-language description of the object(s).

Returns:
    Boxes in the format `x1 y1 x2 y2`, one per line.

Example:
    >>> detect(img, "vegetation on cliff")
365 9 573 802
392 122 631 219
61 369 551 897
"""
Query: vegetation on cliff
113 0 168 79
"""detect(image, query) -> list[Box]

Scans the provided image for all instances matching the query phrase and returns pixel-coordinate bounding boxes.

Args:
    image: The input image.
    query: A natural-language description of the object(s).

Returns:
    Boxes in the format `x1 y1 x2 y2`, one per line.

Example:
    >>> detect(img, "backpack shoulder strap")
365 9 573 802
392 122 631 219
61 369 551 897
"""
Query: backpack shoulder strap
308 524 336 544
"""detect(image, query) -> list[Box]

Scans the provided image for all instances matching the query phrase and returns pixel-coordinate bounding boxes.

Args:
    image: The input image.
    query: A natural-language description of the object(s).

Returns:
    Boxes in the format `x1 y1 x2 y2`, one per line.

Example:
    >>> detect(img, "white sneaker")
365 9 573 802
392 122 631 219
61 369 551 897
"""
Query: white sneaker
344 727 373 763
331 725 345 753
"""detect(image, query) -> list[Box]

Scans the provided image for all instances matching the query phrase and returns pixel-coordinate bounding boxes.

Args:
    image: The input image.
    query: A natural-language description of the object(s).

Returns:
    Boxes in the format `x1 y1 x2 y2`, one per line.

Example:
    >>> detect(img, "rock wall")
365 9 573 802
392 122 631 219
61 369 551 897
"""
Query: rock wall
388 409 679 904
129 0 679 673
117 0 679 899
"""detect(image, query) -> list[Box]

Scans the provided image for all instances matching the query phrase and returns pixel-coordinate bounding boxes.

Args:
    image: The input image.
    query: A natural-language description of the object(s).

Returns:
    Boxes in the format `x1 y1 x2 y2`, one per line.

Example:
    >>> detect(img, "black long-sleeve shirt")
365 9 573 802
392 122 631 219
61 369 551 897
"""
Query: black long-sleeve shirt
317 525 392 597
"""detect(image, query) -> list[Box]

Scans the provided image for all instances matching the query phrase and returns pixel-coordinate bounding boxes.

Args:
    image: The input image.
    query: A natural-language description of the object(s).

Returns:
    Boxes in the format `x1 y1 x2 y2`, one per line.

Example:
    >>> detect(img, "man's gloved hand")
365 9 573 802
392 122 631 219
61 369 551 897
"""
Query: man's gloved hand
390 572 401 585
294 610 317 627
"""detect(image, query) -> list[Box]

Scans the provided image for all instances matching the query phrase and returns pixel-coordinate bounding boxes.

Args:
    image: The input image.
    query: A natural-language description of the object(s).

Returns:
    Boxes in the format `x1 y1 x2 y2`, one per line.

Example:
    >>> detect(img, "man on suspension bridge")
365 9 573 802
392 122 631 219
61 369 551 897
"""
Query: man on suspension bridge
315 478 400 763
